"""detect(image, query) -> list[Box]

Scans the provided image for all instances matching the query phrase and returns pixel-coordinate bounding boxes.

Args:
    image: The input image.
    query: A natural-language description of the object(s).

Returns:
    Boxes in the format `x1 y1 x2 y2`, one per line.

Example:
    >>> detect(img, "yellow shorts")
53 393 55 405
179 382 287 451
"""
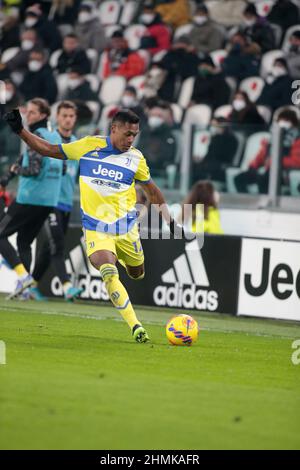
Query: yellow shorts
83 224 144 267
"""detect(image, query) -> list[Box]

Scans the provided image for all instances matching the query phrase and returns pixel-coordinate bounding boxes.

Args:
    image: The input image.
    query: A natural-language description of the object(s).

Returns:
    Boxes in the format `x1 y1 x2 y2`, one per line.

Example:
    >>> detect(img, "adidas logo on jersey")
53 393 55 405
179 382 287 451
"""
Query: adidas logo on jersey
92 164 123 181
153 239 218 311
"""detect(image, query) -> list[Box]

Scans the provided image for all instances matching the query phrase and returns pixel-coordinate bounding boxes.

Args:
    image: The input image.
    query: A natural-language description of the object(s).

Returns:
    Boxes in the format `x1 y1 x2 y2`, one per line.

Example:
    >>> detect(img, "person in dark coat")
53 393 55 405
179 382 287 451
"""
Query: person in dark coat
20 48 58 104
241 3 275 52
257 58 293 111
157 35 199 102
222 31 261 82
267 0 300 35
191 56 230 110
192 117 239 184
64 67 99 103
228 90 266 135
24 4 62 52
55 33 91 75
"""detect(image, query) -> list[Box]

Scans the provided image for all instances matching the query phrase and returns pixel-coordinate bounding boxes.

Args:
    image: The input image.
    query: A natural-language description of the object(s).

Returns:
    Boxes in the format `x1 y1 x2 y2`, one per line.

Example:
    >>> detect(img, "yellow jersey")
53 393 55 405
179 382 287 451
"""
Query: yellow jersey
59 136 150 235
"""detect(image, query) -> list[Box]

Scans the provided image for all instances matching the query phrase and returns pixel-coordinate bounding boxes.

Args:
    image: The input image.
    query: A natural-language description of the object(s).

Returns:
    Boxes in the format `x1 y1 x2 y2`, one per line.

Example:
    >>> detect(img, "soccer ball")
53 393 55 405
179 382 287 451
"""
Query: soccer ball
166 314 199 346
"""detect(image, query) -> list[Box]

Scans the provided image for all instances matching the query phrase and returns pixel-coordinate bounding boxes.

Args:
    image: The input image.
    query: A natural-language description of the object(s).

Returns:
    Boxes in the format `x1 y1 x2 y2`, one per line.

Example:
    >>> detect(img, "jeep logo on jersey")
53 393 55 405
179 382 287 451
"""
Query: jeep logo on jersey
238 238 300 321
92 164 123 181
153 239 219 311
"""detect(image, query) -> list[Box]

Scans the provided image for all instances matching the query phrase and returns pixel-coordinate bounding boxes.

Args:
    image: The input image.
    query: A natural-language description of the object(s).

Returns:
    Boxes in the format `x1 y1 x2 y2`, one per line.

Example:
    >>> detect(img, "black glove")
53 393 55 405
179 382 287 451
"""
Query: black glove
3 109 23 134
169 219 185 238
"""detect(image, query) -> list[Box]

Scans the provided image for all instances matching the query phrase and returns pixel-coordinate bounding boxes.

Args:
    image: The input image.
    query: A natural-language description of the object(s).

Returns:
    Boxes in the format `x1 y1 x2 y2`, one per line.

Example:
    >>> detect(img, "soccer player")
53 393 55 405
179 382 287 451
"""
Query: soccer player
3 108 181 342
0 99 63 298
31 101 83 301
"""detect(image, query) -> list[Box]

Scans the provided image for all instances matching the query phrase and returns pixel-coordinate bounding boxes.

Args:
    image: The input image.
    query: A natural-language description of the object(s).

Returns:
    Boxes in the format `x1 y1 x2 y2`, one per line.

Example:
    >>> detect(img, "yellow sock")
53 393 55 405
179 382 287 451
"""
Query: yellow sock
100 263 140 330
14 263 27 277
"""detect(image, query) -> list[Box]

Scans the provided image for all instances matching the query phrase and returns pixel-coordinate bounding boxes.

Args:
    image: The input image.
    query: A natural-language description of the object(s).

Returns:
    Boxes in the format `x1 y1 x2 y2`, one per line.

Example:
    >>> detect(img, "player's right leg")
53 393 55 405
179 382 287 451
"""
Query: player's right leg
86 230 149 343
0 201 35 298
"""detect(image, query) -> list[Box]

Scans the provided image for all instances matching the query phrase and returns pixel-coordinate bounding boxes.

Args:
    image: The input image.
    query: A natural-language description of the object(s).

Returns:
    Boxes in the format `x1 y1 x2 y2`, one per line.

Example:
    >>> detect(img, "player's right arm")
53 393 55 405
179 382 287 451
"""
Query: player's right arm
3 109 64 159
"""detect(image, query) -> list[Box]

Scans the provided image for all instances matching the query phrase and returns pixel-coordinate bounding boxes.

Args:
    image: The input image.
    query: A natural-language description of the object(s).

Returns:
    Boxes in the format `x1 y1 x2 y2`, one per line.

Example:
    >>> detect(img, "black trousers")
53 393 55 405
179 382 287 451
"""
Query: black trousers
0 201 52 271
32 208 71 284
234 168 269 194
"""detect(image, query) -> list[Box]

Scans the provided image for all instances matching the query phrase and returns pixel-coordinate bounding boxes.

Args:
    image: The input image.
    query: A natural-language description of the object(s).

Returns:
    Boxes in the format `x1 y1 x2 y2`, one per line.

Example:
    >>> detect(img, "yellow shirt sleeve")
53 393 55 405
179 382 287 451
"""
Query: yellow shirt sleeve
134 155 151 183
59 136 90 161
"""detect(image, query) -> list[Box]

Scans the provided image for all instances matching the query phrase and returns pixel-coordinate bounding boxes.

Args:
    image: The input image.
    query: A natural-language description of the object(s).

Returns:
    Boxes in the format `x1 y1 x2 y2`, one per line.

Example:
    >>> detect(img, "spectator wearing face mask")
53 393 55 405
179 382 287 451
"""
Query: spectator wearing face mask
137 103 178 177
20 48 58 104
55 33 91 75
257 58 293 111
139 1 171 56
234 109 300 194
0 28 42 79
228 90 266 135
285 31 300 81
63 67 99 103
267 0 300 35
191 56 230 110
24 4 62 52
120 86 147 127
189 4 225 55
0 79 23 162
154 0 191 29
192 117 239 184
222 31 261 82
74 1 106 53
102 31 146 80
241 3 275 53
156 35 199 102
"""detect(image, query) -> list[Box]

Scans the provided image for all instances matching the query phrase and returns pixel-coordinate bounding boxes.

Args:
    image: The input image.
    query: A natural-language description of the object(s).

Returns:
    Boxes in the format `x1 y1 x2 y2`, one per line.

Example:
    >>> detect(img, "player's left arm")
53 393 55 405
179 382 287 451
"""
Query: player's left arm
142 179 182 235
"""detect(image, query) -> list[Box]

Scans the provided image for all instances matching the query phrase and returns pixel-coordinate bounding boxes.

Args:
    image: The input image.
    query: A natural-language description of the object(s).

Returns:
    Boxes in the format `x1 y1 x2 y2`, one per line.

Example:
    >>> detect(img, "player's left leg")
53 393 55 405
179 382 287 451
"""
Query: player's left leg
85 230 149 343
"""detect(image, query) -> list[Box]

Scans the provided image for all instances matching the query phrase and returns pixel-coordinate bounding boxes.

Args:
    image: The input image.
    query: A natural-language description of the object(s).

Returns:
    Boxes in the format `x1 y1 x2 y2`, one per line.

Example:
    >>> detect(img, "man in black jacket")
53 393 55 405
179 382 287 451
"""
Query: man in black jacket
55 33 91 75
20 49 58 104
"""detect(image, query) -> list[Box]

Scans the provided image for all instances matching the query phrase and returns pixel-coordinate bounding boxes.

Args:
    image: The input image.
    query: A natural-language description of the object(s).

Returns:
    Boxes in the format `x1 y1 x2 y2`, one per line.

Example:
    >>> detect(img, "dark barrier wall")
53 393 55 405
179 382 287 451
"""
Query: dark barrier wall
39 229 241 315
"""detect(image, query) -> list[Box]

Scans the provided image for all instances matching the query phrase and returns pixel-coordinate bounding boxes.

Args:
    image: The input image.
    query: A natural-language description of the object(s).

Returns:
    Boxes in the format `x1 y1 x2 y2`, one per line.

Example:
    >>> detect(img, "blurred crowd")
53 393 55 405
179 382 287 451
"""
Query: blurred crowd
1 0 300 197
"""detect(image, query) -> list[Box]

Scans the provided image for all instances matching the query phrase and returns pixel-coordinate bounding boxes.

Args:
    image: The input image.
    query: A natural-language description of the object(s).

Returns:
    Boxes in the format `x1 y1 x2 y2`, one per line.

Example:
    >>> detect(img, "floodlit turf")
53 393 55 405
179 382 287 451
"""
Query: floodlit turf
0 295 299 450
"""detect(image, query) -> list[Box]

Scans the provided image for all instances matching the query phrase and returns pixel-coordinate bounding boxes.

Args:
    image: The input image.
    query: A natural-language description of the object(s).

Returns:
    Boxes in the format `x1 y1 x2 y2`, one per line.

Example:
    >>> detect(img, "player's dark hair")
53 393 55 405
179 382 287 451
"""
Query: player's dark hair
111 109 140 126
29 98 50 117
57 100 78 114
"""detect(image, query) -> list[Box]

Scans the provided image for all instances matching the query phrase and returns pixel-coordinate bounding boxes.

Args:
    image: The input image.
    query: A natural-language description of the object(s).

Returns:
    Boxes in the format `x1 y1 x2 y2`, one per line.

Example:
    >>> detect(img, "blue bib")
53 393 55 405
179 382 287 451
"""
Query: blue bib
17 127 63 207
52 130 78 212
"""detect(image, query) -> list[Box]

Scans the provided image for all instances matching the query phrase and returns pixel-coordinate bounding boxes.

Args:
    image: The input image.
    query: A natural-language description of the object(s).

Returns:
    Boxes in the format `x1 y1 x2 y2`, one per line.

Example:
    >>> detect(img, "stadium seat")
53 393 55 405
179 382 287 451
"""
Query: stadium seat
124 24 147 50
152 49 168 63
119 1 139 26
99 75 126 105
239 76 265 103
170 103 183 124
104 25 123 39
183 104 212 127
257 105 272 124
85 74 100 93
136 49 151 69
86 101 100 122
86 49 100 74
56 73 69 99
128 75 147 99
209 49 228 67
49 49 62 69
226 131 271 193
177 77 196 108
282 24 300 52
97 0 121 25
269 23 282 48
192 129 211 161
98 103 120 134
173 23 193 41
213 104 232 119
57 24 73 37
289 170 300 197
1 47 20 63
225 77 237 101
254 0 275 17
260 49 284 78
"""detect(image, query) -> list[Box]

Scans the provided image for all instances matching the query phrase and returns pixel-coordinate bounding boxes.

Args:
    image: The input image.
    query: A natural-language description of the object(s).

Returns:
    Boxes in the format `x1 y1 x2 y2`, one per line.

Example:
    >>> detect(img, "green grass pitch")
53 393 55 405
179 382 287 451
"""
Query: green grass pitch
0 295 299 450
